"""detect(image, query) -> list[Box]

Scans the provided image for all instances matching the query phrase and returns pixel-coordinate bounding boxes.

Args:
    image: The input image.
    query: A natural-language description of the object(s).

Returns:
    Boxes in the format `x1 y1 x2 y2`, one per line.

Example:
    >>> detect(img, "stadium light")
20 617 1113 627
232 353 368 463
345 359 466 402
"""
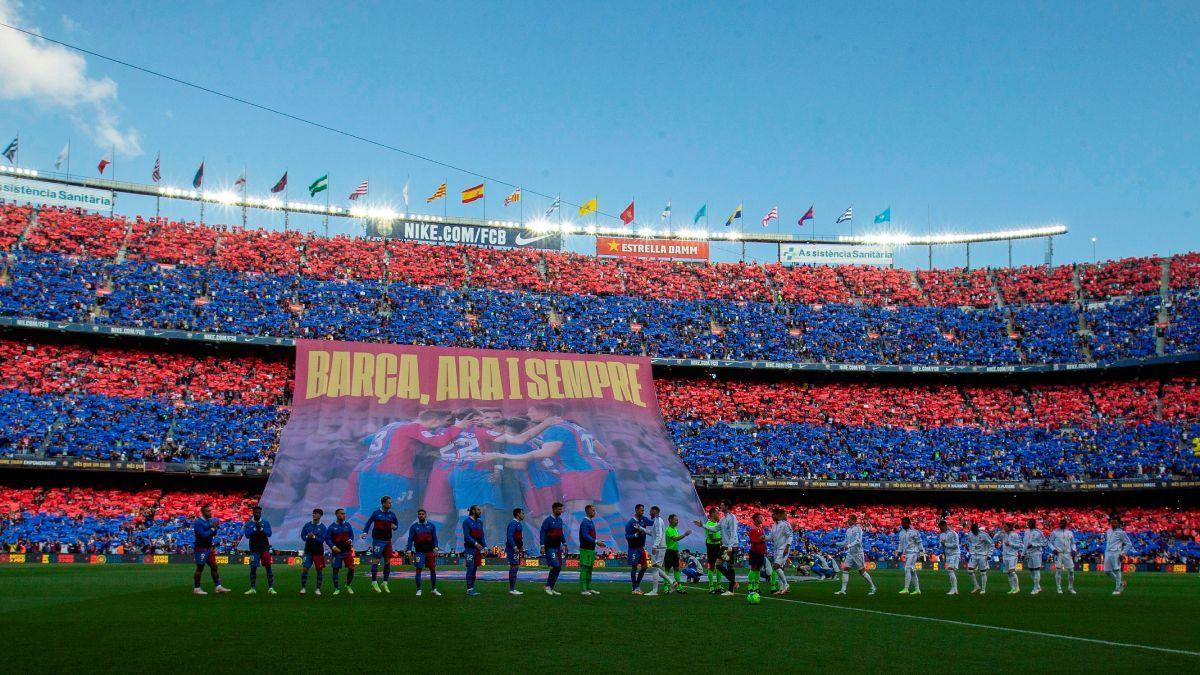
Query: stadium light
838 224 1067 246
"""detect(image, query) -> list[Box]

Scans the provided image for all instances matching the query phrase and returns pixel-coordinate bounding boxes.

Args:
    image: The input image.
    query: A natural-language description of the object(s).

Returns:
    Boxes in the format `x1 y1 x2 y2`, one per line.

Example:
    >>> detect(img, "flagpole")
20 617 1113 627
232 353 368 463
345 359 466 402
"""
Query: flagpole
241 165 248 228
284 171 290 231
323 173 330 237
65 139 71 178
443 178 448 219
198 157 205 226
110 144 116 218
519 187 523 226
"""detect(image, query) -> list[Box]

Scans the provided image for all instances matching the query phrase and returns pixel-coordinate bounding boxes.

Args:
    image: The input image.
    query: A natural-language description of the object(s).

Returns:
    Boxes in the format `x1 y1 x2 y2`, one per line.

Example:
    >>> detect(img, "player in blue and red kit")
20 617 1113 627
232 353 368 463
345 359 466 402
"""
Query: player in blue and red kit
505 507 527 595
360 495 400 593
540 501 567 596
299 508 328 595
326 507 356 595
406 508 441 596
242 505 275 595
191 504 230 595
625 504 652 594
462 504 486 596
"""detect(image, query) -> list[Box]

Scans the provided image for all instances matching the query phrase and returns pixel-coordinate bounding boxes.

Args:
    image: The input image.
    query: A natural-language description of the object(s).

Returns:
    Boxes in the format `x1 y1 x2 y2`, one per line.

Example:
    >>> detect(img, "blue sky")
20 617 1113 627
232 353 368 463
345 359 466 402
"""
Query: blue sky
1 0 1197 268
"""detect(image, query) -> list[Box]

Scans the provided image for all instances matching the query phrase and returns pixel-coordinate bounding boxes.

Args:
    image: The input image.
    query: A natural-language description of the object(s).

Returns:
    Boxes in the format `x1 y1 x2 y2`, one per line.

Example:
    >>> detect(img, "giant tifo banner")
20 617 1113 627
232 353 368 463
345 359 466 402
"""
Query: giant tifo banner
596 236 709 261
365 219 562 250
0 174 114 211
779 242 894 266
259 341 704 550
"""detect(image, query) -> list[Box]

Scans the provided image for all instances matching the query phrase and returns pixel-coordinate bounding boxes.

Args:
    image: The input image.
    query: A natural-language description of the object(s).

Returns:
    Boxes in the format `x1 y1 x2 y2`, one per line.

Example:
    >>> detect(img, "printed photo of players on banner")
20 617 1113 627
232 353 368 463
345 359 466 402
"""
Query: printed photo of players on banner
258 341 704 553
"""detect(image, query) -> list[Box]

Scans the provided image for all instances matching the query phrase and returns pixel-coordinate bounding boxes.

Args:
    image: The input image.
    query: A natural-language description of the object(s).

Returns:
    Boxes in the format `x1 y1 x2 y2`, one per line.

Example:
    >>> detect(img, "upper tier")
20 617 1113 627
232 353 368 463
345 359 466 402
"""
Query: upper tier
1 204 1198 367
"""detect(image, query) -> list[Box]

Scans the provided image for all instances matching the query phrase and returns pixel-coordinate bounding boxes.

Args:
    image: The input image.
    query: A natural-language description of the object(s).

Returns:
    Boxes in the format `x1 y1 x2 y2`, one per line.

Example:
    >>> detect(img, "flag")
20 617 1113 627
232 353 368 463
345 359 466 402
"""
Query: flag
579 197 598 216
693 203 707 224
799 205 814 226
402 180 409 208
461 183 485 204
55 143 69 170
349 179 369 201
192 161 205 189
874 207 891 224
620 201 635 225
2 137 17 163
308 174 329 198
271 171 288 193
151 154 161 183
660 202 671 222
97 154 111 174
836 206 853 223
545 196 561 218
426 182 447 203
761 205 778 228
724 203 742 227
234 173 246 188
504 187 521 206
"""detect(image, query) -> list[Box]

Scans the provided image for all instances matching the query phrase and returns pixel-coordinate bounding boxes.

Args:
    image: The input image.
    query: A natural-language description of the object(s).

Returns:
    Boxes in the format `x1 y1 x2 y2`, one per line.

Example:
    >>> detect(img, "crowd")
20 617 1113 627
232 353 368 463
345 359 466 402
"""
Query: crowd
1 205 1199 365
3 485 1196 564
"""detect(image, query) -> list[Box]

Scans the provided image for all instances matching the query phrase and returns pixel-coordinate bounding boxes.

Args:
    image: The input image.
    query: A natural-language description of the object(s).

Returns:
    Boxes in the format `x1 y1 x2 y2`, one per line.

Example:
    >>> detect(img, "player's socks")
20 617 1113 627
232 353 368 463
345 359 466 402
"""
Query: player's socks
382 562 391 582
841 572 849 592
748 569 759 593
630 568 638 590
429 569 437 591
370 563 379 582
979 571 987 592
265 567 274 589
315 570 323 590
193 567 203 589
415 570 423 591
902 568 911 591
635 567 646 588
346 570 354 586
948 569 958 593
300 570 308 590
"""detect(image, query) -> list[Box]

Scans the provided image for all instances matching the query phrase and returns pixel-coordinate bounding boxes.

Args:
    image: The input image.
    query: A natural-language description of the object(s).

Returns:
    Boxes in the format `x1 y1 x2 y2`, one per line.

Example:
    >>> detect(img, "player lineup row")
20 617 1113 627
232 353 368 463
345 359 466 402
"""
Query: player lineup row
187 497 1137 600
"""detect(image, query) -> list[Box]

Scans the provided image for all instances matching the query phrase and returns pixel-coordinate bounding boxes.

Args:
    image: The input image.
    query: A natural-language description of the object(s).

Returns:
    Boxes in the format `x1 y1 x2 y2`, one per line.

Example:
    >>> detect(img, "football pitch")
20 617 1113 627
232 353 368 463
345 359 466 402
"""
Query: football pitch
1 565 1196 672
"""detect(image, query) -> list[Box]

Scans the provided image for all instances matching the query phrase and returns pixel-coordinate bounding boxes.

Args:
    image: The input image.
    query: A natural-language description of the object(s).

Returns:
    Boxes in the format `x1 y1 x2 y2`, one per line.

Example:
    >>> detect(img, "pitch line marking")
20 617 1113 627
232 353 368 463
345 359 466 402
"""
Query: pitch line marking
685 586 1200 658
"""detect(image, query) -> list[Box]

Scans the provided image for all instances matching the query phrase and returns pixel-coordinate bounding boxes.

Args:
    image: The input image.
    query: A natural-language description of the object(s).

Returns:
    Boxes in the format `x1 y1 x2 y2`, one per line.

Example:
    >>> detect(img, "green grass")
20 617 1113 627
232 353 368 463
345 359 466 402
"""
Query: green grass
0 565 1197 672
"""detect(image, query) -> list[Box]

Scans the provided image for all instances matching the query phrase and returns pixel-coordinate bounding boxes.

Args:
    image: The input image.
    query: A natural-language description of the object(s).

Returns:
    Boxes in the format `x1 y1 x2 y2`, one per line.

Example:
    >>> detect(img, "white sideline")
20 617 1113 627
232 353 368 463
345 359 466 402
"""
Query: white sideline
686 586 1200 658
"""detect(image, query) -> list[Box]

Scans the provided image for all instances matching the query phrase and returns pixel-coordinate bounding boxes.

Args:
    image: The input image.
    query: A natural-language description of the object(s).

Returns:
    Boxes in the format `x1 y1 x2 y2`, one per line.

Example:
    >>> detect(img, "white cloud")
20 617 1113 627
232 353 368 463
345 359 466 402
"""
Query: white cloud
0 0 141 155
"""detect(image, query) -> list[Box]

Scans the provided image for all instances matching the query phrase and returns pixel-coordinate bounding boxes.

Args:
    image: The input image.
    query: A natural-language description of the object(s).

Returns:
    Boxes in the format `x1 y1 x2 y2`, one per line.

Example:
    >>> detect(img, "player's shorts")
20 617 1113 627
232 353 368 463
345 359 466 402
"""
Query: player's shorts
651 547 666 567
413 550 436 569
249 551 272 568
944 553 960 569
464 548 481 569
506 548 522 566
352 472 413 513
664 550 680 571
450 467 500 509
723 547 739 566
748 551 766 571
578 548 596 568
627 547 647 567
1025 555 1043 570
842 551 865 571
368 540 394 560
1002 555 1018 573
968 553 990 571
331 550 355 570
518 465 561 515
561 465 619 505
1054 554 1073 570
302 554 326 570
705 543 723 569
421 460 456 514
1104 553 1122 573
544 548 563 569
903 554 920 571
771 551 789 568
193 548 216 566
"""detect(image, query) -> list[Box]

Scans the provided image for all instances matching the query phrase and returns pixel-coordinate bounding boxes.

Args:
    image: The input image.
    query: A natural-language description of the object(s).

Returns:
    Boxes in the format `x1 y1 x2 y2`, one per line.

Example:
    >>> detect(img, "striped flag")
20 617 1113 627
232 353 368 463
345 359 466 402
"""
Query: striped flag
724 203 742 227
270 171 288 194
461 183 485 204
427 182 447 203
234 173 246 188
2 137 17 163
152 154 161 183
799 205 814 226
504 187 521 205
349 179 369 200
761 205 778 228
836 206 853 223
192 161 204 189
545 196 561 218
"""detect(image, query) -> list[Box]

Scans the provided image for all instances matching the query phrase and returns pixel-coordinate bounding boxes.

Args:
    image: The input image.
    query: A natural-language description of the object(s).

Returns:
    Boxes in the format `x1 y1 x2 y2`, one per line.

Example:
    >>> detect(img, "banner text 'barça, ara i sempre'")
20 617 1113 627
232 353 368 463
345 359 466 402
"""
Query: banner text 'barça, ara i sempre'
259 341 705 553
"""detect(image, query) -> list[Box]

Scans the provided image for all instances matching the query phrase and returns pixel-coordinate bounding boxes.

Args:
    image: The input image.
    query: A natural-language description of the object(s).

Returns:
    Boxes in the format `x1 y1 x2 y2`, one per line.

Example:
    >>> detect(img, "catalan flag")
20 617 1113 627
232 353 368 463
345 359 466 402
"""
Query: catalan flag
427 182 447 203
504 187 521 205
461 183 485 204
578 197 598 216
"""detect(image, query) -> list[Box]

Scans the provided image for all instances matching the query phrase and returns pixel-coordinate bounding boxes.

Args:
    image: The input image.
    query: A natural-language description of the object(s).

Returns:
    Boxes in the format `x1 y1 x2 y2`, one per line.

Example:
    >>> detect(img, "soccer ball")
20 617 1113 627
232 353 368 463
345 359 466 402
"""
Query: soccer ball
747 591 761 604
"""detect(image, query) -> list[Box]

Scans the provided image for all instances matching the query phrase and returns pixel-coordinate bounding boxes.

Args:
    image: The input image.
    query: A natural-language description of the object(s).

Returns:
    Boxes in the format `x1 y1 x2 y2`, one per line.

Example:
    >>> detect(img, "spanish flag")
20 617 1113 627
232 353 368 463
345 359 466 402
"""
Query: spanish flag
461 183 485 204
578 197 598 216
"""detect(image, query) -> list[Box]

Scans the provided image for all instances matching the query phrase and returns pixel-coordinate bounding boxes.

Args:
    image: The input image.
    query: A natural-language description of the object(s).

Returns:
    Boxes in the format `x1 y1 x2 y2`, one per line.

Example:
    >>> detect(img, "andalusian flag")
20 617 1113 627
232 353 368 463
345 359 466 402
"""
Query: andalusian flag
308 174 329 198
578 197 598 216
461 183 485 203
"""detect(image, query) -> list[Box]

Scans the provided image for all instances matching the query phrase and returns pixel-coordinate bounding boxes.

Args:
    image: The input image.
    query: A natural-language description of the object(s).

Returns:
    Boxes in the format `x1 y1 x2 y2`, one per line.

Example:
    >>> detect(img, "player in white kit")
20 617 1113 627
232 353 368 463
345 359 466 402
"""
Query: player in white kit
937 520 961 595
835 514 876 595
999 522 1023 594
1021 518 1047 595
768 508 793 595
645 506 672 596
964 521 993 594
897 516 926 595
1049 517 1077 594
1104 515 1132 595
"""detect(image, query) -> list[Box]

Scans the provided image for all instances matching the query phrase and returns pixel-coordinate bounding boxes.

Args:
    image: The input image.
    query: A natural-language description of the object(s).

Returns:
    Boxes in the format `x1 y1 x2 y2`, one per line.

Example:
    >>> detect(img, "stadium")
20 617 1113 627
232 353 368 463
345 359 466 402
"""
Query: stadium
1 3 1199 672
